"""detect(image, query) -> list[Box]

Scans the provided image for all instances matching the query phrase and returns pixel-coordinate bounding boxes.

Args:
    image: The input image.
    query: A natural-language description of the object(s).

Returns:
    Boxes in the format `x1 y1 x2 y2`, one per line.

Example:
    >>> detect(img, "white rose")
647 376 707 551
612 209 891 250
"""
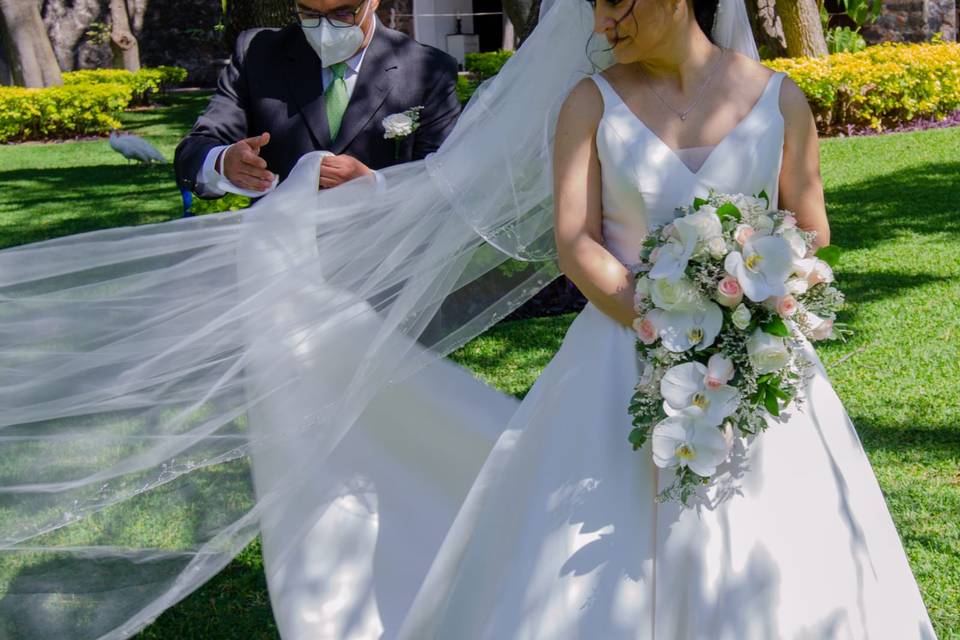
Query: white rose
635 275 652 298
707 236 728 259
382 113 415 139
752 215 775 235
681 209 723 241
731 302 752 329
650 276 704 312
746 328 791 374
727 194 767 217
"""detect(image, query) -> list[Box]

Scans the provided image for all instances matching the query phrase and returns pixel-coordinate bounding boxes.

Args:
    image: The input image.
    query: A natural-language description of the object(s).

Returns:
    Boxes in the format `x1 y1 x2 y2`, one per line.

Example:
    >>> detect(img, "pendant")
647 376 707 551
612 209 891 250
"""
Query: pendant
680 114 687 121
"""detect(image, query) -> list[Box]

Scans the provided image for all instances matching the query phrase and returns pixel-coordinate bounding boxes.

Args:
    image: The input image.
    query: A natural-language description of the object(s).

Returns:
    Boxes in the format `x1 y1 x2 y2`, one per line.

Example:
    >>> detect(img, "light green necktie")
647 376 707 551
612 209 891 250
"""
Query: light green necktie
325 62 349 141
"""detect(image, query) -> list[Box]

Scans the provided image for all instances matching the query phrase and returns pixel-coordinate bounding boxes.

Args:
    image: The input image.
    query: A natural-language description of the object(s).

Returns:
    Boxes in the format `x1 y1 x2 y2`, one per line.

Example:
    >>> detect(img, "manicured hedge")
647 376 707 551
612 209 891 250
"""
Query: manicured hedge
63 66 188 105
459 44 960 133
0 66 187 143
0 83 132 143
767 40 960 132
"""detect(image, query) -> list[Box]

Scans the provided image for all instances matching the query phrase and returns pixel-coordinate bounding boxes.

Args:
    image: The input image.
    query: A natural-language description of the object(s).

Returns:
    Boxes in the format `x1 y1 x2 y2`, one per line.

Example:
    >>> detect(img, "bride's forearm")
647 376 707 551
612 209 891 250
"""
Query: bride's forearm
558 236 636 328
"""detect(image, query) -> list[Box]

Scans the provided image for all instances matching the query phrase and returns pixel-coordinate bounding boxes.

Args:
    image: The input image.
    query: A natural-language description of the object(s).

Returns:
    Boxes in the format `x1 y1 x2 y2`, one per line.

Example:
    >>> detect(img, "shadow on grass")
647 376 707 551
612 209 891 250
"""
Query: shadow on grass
0 164 182 249
825 160 960 252
122 93 212 137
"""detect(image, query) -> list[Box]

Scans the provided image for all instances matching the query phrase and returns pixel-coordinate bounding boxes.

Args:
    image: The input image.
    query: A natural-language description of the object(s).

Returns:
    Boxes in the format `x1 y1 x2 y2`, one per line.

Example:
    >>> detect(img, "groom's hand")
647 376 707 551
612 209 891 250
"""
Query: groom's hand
318 155 373 189
220 132 276 192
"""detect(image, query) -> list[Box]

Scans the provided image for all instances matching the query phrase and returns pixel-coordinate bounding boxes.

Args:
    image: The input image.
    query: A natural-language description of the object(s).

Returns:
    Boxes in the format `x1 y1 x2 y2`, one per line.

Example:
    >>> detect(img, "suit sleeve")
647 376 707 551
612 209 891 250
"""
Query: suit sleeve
174 31 256 198
411 54 461 161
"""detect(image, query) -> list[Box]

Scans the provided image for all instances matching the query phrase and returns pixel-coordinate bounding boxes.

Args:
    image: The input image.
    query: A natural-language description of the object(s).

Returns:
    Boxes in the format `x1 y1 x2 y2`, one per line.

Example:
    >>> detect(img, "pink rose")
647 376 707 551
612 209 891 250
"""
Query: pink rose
734 224 755 246
806 313 835 340
780 214 797 229
775 295 798 318
632 313 659 345
715 275 743 308
806 259 834 286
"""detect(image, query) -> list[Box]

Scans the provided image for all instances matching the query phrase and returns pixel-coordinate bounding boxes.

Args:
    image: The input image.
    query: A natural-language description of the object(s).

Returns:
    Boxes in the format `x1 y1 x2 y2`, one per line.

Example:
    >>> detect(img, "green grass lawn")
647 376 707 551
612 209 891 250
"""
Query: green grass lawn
1 95 957 638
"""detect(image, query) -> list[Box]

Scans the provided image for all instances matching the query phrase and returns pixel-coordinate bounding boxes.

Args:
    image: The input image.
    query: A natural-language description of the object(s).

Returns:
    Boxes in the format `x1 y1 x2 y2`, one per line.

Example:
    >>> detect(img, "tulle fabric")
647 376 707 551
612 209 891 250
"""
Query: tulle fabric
0 1 759 638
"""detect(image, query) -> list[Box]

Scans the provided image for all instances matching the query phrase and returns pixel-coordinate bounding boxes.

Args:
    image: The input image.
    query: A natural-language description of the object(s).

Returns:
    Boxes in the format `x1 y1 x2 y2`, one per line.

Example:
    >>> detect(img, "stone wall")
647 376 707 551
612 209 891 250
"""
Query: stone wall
863 0 957 43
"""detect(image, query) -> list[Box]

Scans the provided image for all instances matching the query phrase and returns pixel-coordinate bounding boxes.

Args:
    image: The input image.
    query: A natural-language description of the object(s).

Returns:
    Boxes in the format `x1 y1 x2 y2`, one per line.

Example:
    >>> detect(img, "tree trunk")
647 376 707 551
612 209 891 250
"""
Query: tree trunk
224 0 292 53
41 0 102 71
747 0 788 58
109 0 140 71
501 0 540 45
0 0 62 87
775 0 829 57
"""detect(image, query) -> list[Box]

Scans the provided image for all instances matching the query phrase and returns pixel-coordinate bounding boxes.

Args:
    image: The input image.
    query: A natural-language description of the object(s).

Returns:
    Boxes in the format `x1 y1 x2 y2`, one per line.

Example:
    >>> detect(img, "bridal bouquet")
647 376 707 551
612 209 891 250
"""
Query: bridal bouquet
628 190 847 505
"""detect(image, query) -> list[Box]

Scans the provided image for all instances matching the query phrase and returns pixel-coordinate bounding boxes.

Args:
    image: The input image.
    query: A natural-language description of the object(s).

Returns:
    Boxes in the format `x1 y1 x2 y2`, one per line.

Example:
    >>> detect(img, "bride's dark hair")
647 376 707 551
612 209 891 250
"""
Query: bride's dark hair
585 0 720 44
585 0 719 67
691 0 720 43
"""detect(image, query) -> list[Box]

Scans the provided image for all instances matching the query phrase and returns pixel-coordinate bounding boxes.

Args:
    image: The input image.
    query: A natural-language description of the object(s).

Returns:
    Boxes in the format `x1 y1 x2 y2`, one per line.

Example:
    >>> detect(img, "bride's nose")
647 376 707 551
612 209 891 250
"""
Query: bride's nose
593 10 618 38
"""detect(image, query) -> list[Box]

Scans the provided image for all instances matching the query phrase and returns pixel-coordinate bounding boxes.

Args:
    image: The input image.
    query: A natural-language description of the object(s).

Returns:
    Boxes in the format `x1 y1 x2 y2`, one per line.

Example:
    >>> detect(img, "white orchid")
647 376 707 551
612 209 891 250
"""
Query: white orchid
648 209 722 281
705 354 735 389
780 227 808 260
660 361 740 424
724 234 793 302
651 408 731 477
648 235 696 282
657 302 723 352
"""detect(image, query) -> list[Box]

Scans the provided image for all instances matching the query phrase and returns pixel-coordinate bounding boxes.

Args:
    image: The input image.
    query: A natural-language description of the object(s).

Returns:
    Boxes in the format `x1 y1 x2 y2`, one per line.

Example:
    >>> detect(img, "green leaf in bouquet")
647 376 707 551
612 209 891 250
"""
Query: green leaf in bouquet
770 383 792 402
814 244 842 268
761 317 790 337
693 197 708 211
628 427 648 450
757 189 770 209
763 388 781 416
716 202 742 222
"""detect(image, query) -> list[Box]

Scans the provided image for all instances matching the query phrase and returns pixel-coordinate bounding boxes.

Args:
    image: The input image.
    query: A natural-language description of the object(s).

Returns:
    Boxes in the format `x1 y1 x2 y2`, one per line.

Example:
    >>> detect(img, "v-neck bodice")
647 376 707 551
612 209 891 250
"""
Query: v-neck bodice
589 71 786 267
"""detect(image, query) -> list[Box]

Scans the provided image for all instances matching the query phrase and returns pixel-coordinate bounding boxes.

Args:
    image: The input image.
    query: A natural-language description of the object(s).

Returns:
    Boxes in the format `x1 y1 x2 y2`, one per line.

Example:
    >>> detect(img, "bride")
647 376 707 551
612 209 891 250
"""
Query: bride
0 0 938 638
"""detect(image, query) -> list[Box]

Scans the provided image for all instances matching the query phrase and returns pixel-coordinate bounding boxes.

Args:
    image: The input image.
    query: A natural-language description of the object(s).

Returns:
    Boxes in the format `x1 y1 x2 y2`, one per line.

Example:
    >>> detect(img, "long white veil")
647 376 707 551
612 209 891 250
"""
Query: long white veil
0 1 758 637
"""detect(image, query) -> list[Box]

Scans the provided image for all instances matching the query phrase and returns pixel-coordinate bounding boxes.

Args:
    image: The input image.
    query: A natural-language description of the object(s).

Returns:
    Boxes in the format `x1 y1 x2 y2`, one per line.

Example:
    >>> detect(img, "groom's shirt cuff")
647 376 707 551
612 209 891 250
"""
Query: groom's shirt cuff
198 144 279 198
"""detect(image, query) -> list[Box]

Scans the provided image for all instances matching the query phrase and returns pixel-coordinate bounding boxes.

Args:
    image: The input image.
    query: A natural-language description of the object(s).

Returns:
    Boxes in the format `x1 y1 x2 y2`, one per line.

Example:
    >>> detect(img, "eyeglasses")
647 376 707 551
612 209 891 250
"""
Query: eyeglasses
295 0 368 28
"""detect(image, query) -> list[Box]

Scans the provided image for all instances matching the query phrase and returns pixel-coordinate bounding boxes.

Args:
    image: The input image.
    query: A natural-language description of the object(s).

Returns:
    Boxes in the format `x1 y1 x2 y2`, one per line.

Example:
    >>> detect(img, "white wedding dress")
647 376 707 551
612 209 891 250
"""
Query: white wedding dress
250 70 938 639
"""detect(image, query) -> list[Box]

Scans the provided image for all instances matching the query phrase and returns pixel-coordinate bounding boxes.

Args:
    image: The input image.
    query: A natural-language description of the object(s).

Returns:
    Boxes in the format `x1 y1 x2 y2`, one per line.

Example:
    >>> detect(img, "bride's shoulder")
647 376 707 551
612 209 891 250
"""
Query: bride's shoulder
558 76 605 126
728 52 809 122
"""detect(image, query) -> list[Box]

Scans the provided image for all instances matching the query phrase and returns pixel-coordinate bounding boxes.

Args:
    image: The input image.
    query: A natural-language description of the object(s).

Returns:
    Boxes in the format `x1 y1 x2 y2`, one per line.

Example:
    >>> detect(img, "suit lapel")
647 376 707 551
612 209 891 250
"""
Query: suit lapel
330 20 399 155
283 28 332 150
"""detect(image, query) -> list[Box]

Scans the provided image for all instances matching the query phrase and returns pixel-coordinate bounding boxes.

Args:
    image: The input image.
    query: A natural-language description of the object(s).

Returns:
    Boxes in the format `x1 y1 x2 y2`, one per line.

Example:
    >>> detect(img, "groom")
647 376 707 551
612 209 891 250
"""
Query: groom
174 0 461 198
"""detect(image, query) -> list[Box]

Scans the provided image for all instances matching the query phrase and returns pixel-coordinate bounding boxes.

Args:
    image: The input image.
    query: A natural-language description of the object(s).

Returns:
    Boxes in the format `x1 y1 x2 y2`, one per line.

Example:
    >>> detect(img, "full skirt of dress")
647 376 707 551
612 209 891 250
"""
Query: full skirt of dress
253 300 937 639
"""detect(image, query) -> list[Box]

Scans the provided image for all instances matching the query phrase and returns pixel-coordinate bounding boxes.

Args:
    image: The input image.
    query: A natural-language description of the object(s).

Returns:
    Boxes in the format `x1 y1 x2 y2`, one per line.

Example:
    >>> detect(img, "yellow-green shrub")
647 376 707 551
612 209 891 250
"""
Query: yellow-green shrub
0 83 132 143
63 66 187 105
767 40 960 131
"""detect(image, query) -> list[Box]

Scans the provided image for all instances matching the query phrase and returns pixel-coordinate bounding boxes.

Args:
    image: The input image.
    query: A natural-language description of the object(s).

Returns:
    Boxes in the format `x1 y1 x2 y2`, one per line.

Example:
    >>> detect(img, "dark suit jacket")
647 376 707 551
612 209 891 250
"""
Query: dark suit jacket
175 19 461 198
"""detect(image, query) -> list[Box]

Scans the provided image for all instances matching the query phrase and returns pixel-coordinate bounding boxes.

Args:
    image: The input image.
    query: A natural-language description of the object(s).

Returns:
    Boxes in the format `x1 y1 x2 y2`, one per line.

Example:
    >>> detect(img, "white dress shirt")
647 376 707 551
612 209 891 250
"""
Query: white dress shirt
197 24 375 198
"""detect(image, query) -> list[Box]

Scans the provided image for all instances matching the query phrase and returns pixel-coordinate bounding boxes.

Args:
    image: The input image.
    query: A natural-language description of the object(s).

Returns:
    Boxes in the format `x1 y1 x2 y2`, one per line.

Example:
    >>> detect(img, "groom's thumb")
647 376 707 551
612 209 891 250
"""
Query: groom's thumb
243 132 270 154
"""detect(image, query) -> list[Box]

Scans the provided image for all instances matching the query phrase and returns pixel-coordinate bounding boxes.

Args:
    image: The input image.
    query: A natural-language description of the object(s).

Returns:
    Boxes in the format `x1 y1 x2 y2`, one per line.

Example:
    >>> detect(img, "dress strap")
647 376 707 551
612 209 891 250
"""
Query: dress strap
588 73 621 114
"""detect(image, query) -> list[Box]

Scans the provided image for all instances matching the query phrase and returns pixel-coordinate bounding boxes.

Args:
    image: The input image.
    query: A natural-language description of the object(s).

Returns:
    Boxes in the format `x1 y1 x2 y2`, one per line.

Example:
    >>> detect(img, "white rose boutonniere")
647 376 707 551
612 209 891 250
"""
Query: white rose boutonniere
382 106 423 159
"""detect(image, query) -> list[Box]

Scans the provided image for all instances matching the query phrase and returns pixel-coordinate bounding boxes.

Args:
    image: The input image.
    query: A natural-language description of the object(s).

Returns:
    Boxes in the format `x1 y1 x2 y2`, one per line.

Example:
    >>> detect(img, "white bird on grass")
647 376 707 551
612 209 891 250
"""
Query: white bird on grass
109 129 167 164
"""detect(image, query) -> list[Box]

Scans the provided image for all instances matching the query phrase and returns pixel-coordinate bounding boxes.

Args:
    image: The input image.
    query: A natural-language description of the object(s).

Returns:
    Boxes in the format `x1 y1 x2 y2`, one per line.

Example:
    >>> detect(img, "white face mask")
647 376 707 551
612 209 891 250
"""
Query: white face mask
301 3 370 67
